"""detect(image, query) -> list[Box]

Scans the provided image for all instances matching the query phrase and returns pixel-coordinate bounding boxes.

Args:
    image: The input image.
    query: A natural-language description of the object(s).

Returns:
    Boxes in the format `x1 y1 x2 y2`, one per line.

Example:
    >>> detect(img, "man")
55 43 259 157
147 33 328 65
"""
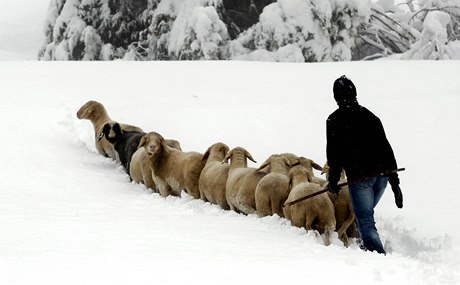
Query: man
326 75 403 254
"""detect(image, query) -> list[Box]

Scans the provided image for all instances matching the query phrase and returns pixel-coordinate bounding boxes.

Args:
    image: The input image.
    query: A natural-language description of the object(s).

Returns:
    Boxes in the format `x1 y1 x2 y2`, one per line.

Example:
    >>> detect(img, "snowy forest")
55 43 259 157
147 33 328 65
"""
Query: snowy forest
38 0 460 61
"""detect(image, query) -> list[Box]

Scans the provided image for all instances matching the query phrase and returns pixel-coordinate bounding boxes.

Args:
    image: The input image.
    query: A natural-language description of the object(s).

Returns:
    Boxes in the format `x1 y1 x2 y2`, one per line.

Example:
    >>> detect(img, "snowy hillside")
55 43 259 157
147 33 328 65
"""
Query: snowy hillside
0 60 459 284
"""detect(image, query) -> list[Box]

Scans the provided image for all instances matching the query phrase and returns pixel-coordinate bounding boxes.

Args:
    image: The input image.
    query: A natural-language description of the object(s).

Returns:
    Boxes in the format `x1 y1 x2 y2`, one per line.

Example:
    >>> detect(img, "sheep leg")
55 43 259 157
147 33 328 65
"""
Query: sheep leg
256 196 272 217
142 167 156 190
187 186 200 199
199 190 208 203
337 213 355 247
305 213 316 231
272 196 284 218
158 184 172 197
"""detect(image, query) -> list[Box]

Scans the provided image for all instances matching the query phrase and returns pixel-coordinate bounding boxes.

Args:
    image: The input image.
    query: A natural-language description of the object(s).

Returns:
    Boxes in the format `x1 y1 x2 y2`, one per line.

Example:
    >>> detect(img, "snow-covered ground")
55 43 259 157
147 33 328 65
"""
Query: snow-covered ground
1 0 459 283
0 60 459 284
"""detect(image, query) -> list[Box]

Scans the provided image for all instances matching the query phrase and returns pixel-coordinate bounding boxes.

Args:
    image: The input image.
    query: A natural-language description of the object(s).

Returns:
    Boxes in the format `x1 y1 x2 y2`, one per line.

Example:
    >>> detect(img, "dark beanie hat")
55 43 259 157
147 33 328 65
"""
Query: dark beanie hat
333 75 357 103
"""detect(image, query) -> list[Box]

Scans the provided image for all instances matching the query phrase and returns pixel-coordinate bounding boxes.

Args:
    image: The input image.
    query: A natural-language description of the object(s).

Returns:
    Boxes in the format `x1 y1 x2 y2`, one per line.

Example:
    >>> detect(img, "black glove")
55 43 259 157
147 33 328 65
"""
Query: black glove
327 182 340 195
389 174 403 209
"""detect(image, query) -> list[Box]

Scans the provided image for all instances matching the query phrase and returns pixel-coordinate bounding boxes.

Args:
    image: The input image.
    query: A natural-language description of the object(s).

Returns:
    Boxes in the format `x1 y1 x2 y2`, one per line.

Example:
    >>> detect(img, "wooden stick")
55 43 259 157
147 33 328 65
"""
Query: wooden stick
282 168 405 208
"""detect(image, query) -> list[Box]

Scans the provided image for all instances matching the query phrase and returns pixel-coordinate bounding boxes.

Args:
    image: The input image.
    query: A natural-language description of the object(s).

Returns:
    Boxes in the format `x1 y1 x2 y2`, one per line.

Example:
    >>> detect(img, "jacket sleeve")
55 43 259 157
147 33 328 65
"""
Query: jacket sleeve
326 117 342 188
374 115 398 171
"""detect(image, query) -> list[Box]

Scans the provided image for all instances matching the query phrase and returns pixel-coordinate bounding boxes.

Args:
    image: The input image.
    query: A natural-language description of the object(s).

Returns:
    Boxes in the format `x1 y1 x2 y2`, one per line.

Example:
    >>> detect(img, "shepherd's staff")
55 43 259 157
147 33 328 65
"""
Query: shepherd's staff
282 168 405 208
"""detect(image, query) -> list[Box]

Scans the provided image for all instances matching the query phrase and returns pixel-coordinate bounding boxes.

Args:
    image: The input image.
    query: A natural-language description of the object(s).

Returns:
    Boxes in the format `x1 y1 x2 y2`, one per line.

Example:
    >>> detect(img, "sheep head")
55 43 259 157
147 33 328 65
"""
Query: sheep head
202 142 230 162
77 100 105 120
257 154 292 171
288 164 314 187
298 157 324 173
139 132 165 156
98 122 122 143
223 147 256 166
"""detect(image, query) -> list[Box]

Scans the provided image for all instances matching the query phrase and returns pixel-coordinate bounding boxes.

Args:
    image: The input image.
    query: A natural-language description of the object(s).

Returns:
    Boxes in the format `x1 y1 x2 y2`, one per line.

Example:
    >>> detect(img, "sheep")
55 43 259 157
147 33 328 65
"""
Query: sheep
130 138 182 190
140 132 206 199
76 100 143 160
283 164 336 246
223 147 267 215
281 153 326 186
322 163 358 247
198 142 231 210
99 122 181 184
98 122 144 176
254 154 293 217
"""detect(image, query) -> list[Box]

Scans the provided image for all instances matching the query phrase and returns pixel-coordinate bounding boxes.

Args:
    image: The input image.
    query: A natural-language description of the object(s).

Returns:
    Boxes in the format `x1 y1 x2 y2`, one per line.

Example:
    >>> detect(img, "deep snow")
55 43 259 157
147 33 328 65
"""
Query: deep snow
0 60 459 284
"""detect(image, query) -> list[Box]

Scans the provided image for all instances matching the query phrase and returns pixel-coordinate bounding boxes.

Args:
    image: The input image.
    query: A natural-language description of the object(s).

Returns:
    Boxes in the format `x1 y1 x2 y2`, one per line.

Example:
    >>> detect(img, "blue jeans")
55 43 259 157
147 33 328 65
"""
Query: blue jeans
348 176 388 254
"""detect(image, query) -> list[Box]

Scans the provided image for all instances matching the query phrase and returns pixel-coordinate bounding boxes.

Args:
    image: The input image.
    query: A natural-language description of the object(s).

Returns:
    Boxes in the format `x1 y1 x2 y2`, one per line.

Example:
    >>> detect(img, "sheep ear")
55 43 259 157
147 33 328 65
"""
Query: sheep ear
202 147 211 162
321 163 329 175
97 131 105 142
160 138 169 153
284 157 292 167
138 136 147 149
291 158 301 167
257 161 269 171
311 160 323 172
245 151 257 163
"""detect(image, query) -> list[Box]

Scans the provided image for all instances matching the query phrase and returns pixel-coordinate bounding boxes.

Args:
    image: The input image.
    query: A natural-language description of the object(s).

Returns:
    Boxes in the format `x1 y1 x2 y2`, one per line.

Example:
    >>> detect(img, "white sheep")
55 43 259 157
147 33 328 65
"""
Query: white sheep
130 138 182 190
254 154 293 217
76 100 143 160
140 132 206 199
198 142 231 210
283 164 336 246
223 147 267 215
281 153 326 186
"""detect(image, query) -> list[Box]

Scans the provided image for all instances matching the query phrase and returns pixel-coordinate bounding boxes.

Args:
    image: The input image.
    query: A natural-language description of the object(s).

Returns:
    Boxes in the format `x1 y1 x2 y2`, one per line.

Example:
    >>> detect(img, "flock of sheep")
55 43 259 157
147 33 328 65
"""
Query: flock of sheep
77 100 358 247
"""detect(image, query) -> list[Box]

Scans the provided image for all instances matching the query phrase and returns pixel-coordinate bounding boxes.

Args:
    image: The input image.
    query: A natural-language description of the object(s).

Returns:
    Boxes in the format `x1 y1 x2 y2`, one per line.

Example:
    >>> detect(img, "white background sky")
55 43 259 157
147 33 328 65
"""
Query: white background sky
0 0 50 60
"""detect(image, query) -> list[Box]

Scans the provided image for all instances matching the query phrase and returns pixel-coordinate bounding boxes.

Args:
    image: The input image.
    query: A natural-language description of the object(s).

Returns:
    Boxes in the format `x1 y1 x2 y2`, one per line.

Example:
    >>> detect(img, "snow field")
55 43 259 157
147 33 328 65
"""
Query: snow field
0 60 459 284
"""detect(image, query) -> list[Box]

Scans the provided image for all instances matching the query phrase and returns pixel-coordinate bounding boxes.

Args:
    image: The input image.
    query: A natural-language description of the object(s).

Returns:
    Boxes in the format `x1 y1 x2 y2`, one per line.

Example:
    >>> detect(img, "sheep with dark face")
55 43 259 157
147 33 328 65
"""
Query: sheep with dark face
255 154 293 217
99 122 181 182
198 142 231 210
98 122 144 176
224 147 267 215
283 164 336 246
140 132 207 199
76 100 143 160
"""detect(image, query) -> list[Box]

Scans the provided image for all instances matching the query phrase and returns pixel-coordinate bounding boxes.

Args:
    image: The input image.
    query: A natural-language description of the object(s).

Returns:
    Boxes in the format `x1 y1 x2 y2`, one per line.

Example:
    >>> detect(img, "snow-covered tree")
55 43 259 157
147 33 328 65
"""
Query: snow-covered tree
230 0 371 62
168 2 229 60
39 0 460 61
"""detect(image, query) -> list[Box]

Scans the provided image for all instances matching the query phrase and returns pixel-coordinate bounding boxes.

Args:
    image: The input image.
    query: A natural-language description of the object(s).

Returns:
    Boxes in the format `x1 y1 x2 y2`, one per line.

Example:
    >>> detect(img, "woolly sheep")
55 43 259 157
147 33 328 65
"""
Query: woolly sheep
254 154 293 217
281 153 326 186
322 163 358 247
140 132 206 199
98 122 144 175
130 138 182 190
283 164 336 246
198 142 231 210
76 100 143 160
223 147 267 215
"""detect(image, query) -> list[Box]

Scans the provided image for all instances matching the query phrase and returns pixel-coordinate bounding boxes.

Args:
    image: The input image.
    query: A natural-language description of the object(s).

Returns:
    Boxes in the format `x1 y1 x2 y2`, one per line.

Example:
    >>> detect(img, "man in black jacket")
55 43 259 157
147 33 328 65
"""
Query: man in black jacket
326 75 403 254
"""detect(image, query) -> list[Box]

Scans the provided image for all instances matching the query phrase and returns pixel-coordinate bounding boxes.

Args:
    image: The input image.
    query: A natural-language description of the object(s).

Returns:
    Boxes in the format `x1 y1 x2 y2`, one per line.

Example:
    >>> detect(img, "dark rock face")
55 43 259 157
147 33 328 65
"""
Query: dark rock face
220 0 275 39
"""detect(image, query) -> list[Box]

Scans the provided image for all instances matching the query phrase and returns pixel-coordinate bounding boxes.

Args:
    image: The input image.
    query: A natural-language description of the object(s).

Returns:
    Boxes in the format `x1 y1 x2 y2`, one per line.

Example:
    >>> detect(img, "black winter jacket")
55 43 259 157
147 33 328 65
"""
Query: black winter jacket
326 101 398 188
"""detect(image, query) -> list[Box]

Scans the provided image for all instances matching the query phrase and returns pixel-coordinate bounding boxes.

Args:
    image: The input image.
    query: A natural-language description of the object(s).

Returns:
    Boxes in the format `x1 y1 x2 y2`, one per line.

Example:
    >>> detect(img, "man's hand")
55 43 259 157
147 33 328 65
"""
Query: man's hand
327 182 340 195
389 174 403 209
